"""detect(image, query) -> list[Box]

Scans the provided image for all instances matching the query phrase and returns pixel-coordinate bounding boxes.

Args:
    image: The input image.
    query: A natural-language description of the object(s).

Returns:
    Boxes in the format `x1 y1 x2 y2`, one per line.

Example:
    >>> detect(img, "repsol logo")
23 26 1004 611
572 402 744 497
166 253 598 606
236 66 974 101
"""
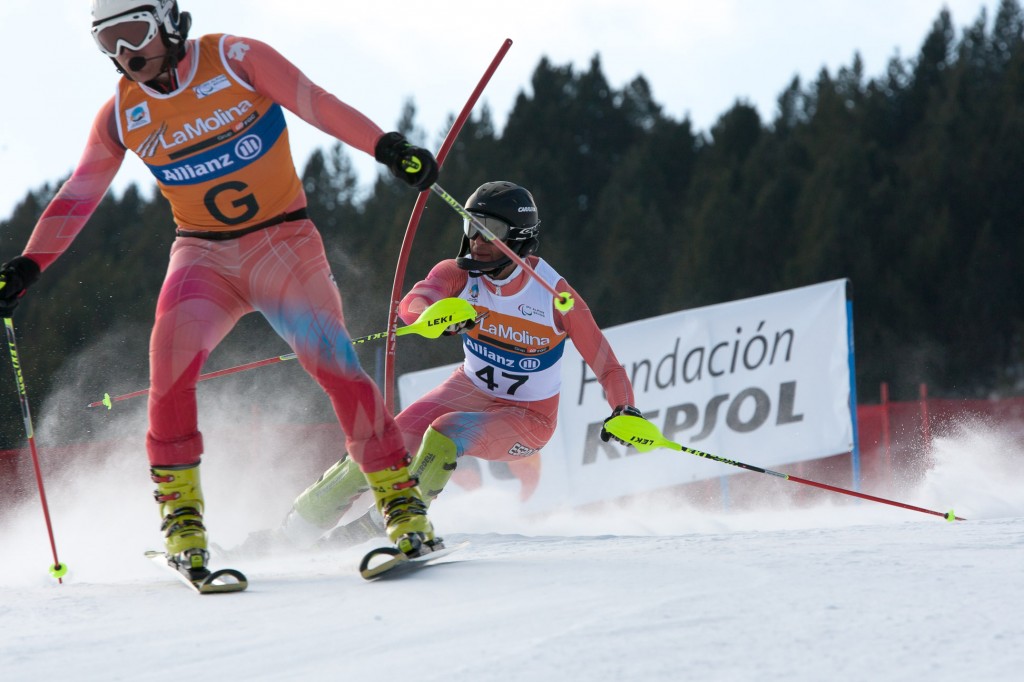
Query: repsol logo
581 381 804 465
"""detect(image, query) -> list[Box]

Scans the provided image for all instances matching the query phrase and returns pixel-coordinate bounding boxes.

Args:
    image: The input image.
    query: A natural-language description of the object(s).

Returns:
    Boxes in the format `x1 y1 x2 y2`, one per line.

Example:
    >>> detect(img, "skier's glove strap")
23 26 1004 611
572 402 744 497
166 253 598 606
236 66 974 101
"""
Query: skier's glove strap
442 317 477 336
600 405 645 446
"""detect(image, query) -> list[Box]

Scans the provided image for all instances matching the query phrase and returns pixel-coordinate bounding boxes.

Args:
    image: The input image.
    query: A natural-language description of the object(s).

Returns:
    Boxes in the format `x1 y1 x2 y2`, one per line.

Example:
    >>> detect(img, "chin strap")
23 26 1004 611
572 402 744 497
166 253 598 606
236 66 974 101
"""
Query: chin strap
455 254 512 277
147 39 187 91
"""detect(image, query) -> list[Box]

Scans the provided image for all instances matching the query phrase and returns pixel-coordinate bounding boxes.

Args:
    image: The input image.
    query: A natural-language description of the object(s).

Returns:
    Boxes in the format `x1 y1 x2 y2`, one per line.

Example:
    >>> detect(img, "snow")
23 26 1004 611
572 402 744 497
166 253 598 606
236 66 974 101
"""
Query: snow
2 420 1023 681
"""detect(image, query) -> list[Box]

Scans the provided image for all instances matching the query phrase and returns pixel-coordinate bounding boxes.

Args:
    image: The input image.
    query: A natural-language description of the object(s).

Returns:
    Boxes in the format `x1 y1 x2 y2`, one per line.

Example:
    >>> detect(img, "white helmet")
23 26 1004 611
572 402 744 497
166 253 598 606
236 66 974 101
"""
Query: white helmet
90 0 190 57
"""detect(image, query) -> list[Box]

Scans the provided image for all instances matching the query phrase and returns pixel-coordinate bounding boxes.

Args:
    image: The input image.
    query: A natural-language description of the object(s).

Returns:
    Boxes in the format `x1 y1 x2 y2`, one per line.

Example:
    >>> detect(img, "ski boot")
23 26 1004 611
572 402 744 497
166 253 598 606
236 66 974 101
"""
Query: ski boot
365 455 439 557
151 462 209 578
316 507 386 549
318 428 457 550
284 453 370 546
410 427 458 503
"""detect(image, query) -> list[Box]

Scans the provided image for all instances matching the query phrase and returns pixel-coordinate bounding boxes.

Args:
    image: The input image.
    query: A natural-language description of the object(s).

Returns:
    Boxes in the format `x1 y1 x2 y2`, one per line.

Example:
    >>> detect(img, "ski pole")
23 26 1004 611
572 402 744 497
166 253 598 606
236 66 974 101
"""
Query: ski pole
1 315 68 582
87 296 478 409
427 183 576 314
603 414 965 522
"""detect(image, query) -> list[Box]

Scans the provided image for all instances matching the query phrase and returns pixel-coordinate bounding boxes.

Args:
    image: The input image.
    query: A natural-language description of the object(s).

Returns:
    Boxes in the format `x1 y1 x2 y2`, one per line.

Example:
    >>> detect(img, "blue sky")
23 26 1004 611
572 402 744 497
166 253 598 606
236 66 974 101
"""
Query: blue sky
0 0 997 221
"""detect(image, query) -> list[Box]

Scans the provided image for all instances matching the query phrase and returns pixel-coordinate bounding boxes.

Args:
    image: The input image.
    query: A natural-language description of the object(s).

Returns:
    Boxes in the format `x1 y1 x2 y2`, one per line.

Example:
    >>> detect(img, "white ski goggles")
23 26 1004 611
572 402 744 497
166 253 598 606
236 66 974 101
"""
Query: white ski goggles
91 10 161 57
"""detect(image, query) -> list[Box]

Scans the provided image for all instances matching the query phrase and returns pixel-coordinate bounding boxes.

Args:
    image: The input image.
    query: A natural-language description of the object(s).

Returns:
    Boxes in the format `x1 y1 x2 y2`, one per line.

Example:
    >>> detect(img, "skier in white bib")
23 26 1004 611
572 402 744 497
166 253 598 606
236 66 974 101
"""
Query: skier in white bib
248 181 646 552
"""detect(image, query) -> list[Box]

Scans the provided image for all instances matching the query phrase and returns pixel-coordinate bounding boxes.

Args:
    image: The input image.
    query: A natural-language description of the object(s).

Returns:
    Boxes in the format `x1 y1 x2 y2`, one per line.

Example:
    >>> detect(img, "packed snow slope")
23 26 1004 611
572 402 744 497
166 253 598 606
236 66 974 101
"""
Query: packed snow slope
1 389 1022 681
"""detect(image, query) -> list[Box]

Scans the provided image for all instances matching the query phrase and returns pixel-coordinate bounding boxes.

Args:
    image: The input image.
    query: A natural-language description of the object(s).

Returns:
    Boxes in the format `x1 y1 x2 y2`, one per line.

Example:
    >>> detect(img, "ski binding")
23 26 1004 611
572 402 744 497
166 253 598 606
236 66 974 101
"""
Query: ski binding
145 550 248 594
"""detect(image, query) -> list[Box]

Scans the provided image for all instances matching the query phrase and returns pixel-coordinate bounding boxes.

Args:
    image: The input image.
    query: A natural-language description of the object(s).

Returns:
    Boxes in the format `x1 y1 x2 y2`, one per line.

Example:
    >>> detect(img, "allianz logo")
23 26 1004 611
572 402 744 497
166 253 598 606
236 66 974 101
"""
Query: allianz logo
159 135 264 182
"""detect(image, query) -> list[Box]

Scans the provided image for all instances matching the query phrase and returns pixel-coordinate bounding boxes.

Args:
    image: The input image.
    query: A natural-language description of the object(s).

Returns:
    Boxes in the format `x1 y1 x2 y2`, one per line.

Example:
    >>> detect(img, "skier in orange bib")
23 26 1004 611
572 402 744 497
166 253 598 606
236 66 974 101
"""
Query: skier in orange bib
0 0 444 575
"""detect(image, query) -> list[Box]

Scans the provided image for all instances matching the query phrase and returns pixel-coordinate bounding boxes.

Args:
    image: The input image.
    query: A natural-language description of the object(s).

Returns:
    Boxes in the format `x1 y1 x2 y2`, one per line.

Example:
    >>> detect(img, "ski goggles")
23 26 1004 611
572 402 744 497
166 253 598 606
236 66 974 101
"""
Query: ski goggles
464 213 513 241
91 10 161 57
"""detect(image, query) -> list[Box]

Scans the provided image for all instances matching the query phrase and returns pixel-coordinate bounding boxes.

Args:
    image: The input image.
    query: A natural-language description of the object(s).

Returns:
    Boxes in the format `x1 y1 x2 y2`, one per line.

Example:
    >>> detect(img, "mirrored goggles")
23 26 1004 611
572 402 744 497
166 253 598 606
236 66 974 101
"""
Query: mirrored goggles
91 11 161 57
464 213 512 241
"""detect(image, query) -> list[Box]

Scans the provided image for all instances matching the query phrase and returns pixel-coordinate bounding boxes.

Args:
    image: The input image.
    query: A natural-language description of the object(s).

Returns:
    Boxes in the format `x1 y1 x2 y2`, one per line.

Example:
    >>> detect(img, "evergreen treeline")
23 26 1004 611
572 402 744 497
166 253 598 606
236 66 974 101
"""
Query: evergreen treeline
3 3 1024 449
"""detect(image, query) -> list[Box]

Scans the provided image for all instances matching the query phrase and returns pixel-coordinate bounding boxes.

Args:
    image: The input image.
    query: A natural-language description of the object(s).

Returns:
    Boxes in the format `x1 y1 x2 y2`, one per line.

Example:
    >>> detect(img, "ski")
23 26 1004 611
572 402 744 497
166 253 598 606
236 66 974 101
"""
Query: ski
145 550 248 594
359 541 469 581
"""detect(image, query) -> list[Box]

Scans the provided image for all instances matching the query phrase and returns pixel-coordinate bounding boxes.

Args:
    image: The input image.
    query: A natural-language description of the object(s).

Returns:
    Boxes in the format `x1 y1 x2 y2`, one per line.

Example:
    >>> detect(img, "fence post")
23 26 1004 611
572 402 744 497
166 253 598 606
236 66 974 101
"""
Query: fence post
919 383 931 454
880 382 891 483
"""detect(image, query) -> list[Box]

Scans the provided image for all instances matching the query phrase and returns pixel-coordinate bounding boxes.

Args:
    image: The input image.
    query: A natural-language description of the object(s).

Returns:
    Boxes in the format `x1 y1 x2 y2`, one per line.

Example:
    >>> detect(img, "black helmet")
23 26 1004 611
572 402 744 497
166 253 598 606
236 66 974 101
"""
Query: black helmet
456 181 540 276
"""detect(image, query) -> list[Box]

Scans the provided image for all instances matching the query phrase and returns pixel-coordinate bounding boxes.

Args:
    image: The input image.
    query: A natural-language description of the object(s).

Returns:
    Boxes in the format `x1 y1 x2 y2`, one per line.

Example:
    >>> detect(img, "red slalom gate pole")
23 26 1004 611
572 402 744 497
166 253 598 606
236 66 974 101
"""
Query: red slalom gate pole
3 317 68 582
383 38 514 412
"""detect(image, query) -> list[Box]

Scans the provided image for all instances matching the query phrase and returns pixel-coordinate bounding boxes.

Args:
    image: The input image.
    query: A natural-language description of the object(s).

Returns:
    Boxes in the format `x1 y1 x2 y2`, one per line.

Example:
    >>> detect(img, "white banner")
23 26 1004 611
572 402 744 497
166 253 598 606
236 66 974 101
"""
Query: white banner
398 279 855 512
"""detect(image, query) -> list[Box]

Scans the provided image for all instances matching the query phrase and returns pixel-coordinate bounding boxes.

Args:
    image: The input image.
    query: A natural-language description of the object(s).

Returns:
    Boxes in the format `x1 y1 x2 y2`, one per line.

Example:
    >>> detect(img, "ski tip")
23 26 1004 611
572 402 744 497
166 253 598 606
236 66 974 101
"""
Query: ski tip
358 540 470 580
200 569 248 593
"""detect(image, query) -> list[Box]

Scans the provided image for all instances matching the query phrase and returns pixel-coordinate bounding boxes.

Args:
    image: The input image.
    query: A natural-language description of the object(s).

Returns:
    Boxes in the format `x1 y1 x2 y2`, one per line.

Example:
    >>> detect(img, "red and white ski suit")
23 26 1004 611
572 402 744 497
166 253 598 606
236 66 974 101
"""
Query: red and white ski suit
396 257 634 468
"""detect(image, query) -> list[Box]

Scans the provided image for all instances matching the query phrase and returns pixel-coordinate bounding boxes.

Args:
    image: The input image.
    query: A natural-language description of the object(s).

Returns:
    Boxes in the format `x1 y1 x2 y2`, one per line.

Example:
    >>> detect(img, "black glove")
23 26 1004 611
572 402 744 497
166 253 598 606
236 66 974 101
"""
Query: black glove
374 131 439 191
442 317 477 336
600 405 645 446
0 256 41 318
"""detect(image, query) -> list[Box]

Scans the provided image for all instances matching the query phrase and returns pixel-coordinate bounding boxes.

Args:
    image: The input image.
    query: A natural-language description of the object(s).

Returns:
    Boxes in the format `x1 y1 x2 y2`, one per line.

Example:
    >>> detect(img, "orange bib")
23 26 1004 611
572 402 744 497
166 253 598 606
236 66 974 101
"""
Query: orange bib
115 34 302 231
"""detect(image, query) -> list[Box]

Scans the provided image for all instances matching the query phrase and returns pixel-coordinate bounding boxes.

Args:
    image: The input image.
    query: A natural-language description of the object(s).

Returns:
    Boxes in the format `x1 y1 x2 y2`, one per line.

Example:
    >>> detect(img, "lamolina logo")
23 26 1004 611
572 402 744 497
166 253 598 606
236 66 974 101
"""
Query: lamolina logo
151 100 255 151
478 320 550 346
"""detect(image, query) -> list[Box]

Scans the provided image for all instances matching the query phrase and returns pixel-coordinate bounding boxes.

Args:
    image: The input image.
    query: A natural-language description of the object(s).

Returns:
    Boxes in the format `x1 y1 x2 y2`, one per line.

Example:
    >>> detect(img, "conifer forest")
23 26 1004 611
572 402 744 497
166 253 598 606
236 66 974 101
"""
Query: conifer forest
3 3 1024 448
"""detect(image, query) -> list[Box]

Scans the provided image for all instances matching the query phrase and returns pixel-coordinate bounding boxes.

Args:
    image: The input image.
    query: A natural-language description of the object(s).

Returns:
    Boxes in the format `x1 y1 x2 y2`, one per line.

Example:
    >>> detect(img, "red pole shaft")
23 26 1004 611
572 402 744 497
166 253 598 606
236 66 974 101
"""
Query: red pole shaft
4 318 64 582
89 354 296 407
786 473 963 521
383 39 513 412
26 436 63 579
679 440 964 521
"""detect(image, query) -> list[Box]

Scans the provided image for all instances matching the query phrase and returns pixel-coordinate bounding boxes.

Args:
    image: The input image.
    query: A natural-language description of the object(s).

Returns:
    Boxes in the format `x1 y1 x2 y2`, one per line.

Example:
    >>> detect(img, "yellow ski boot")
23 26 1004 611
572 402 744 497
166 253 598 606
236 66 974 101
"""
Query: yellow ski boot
320 428 458 550
283 453 370 547
365 455 439 557
409 427 458 503
151 462 208 575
